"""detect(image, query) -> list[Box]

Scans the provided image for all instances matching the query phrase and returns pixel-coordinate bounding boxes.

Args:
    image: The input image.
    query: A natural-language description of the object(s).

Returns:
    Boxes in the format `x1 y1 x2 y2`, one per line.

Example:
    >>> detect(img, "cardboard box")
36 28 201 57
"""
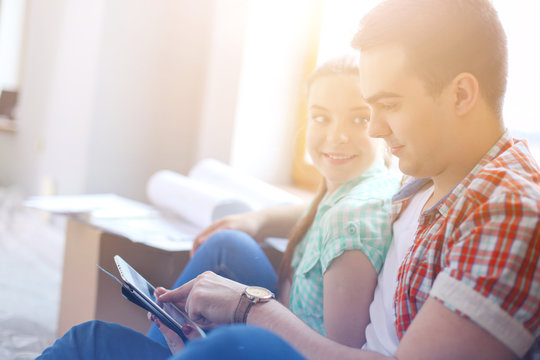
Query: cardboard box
57 218 284 337
57 218 189 337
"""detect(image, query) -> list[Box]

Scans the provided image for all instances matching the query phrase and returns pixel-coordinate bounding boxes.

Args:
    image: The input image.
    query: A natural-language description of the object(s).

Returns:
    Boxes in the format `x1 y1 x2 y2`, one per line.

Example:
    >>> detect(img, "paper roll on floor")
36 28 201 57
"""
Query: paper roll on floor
189 158 301 210
146 170 252 229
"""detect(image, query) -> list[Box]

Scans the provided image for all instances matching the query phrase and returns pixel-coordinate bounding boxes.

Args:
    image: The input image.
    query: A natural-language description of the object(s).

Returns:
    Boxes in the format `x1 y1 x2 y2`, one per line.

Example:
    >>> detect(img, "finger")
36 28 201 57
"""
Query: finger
154 286 169 299
158 279 194 303
152 315 185 354
184 290 213 328
180 324 204 340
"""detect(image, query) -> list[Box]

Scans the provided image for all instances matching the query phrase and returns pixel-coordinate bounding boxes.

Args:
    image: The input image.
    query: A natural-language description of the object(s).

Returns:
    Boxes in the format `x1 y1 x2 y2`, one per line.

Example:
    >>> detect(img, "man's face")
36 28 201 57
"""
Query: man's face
359 44 455 178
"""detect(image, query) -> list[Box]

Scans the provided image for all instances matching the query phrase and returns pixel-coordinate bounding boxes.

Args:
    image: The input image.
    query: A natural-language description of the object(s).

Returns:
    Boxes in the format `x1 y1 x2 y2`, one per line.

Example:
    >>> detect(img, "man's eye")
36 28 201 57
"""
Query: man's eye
380 103 397 111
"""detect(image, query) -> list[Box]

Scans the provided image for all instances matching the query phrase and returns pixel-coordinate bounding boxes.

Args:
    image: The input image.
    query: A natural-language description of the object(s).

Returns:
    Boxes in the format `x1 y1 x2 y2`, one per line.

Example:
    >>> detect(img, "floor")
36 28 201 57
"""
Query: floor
0 186 65 359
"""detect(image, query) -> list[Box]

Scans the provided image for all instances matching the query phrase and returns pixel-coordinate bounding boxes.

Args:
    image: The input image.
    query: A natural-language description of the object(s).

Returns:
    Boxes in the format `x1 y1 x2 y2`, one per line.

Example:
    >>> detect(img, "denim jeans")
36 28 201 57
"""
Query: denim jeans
147 229 278 346
38 230 301 359
38 320 305 360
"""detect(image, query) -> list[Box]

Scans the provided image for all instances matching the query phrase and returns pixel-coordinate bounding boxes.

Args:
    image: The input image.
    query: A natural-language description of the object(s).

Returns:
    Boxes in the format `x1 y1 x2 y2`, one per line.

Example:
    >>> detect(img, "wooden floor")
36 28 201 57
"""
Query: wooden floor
0 186 65 359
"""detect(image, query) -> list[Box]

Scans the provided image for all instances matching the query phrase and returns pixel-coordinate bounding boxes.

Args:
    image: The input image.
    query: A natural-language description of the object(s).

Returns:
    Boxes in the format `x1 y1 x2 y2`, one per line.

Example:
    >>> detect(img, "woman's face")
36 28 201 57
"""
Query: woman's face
306 75 380 193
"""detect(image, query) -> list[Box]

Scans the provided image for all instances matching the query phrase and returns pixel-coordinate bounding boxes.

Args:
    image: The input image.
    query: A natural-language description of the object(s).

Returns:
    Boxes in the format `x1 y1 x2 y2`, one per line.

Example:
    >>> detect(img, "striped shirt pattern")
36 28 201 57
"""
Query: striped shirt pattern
289 161 400 335
392 132 540 358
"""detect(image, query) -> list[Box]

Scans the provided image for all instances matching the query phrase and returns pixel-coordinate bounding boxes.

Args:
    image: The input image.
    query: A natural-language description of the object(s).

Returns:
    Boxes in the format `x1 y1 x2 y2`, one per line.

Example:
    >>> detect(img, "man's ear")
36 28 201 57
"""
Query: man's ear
451 72 479 116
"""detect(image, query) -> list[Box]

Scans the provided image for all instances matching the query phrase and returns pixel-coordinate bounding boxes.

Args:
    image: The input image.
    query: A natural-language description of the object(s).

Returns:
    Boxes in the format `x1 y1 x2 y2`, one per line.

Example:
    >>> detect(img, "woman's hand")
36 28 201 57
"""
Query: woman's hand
190 204 307 257
190 212 264 256
148 287 201 355
148 312 185 355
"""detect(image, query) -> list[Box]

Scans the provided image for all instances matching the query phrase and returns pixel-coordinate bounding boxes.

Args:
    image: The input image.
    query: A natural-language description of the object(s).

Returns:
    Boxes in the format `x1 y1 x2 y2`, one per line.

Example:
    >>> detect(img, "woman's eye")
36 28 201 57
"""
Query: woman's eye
353 117 369 125
312 115 327 124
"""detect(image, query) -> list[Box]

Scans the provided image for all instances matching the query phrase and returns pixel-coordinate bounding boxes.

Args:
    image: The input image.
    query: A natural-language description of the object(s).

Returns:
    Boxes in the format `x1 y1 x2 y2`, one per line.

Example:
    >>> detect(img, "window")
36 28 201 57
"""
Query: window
0 0 26 131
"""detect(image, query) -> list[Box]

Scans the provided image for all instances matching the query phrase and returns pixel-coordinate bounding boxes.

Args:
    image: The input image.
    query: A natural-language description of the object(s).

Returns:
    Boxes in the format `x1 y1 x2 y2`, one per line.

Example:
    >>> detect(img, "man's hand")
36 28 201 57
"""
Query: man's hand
158 271 246 328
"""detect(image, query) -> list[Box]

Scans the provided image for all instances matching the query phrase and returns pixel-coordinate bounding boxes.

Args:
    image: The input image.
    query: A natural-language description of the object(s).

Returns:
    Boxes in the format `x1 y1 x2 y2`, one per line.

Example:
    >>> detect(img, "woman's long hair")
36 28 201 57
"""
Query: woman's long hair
277 181 327 291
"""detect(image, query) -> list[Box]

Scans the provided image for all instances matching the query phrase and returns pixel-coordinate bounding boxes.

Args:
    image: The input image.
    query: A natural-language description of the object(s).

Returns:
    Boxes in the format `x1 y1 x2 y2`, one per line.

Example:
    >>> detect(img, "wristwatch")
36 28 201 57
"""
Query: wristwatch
233 286 275 323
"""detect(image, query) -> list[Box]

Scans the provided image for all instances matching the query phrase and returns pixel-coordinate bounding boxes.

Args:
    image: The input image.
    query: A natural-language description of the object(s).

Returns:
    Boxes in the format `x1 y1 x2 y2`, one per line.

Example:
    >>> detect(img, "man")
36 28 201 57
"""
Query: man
39 0 539 359
165 0 539 358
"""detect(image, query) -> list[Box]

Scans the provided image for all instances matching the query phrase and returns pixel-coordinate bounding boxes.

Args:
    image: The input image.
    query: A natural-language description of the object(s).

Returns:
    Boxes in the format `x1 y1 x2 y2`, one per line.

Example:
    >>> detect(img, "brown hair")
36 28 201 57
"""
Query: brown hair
277 181 327 290
351 0 508 117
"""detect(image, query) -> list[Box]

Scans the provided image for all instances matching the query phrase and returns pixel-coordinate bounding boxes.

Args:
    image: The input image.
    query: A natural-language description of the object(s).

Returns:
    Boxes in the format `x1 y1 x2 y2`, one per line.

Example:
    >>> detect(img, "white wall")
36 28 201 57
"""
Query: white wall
84 1 217 200
9 0 220 201
2 0 314 199
195 0 250 165
9 0 70 192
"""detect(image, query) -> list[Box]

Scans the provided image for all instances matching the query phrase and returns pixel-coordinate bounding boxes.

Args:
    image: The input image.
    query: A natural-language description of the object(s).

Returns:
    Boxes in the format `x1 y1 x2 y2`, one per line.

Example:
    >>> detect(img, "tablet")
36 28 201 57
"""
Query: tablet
100 255 206 343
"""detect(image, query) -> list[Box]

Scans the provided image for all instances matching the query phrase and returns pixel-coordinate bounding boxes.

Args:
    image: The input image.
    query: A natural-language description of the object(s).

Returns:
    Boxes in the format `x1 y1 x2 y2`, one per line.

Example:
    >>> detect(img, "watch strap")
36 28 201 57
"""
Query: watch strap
233 292 253 323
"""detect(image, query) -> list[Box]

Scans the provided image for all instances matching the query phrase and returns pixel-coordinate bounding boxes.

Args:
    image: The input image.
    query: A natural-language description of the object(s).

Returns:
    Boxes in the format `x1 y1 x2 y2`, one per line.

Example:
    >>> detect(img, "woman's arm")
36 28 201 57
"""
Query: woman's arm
191 204 307 255
323 249 377 347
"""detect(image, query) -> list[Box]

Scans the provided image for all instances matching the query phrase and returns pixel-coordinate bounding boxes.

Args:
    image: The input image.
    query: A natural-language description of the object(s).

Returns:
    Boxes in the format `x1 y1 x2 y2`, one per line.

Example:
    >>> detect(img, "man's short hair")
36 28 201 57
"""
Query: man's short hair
352 0 508 116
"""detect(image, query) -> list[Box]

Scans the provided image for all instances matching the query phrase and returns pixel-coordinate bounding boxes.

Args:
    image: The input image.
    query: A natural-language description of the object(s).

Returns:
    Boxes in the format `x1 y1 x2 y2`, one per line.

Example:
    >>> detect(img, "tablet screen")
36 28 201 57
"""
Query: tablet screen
114 255 205 338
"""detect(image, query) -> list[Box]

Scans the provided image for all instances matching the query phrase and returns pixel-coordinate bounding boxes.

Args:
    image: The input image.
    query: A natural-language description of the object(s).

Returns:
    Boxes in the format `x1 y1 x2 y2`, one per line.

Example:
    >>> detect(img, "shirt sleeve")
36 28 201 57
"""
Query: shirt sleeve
319 196 393 275
430 192 540 357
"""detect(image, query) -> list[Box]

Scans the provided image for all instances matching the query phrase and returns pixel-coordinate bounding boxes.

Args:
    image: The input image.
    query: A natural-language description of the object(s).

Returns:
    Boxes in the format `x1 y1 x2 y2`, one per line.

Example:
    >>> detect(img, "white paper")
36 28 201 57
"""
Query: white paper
23 159 301 252
23 194 157 218
263 237 288 253
89 215 198 251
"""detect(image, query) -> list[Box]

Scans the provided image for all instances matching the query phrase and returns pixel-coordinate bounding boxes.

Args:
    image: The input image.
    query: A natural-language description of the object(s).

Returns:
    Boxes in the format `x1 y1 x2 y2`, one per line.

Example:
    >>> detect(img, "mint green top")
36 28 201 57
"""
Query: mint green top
289 161 400 335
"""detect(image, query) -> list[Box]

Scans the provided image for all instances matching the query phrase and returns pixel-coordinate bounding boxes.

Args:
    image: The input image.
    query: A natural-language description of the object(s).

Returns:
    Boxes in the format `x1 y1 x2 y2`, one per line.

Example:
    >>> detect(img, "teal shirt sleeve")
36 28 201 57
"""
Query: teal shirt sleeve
319 196 393 274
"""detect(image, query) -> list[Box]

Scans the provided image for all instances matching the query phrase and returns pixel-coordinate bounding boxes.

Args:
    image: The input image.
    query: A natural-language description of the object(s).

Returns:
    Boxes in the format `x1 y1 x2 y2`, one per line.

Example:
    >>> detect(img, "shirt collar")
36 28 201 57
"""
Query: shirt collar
393 130 514 218
321 160 387 208
436 130 513 216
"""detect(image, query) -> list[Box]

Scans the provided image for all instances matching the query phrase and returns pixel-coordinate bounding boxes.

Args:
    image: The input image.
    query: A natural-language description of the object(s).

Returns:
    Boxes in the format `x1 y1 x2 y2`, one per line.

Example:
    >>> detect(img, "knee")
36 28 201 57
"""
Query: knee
64 320 103 337
66 320 119 341
178 324 305 360
203 230 256 251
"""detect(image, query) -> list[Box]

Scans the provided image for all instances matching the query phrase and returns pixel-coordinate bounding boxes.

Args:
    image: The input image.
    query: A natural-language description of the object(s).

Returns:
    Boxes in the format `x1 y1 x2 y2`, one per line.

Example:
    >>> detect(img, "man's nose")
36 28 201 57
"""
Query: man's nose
367 112 390 139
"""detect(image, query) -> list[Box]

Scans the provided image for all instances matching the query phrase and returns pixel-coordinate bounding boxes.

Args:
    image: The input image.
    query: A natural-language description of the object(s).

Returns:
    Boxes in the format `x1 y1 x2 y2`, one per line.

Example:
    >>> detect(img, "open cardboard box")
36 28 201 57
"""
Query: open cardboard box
57 217 284 337
57 218 190 336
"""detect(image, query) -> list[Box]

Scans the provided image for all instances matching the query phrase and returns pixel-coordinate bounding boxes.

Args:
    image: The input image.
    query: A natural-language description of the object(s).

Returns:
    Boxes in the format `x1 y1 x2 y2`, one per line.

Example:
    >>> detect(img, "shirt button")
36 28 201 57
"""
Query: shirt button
347 223 357 235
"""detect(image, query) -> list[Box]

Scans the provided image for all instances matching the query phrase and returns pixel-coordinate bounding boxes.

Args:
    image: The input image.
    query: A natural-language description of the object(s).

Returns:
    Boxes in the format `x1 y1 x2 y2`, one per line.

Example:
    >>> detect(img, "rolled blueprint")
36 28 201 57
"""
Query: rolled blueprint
146 170 252 229
188 158 301 210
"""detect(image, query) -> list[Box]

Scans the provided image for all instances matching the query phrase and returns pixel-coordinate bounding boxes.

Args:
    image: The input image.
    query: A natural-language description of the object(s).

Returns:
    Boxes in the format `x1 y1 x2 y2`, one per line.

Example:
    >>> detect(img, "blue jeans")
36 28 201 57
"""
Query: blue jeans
38 321 305 360
147 230 278 346
38 230 297 359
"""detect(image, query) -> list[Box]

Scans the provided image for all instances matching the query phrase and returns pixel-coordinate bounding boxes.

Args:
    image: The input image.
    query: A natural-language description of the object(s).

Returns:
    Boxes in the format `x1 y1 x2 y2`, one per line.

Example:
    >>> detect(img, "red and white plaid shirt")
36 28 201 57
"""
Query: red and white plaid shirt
392 132 540 358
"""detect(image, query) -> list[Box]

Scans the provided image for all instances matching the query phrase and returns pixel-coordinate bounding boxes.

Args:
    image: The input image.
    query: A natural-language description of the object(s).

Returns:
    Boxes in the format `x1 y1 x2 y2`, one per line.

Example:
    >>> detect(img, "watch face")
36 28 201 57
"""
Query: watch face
246 286 273 299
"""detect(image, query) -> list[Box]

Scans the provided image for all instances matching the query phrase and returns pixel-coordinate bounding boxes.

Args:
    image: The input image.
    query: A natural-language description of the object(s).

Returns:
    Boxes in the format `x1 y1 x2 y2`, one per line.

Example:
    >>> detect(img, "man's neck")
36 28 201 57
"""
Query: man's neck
425 117 505 211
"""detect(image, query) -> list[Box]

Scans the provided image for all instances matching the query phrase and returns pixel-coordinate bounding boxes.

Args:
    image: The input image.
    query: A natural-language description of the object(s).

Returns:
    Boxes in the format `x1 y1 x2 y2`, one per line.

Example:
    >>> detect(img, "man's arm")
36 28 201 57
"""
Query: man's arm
247 296 391 360
395 298 517 360
159 272 519 359
248 292 517 360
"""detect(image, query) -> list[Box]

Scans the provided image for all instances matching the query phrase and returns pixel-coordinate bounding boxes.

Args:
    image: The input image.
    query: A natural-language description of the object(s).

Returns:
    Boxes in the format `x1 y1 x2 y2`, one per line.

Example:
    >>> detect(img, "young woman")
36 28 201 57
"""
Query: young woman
147 54 400 348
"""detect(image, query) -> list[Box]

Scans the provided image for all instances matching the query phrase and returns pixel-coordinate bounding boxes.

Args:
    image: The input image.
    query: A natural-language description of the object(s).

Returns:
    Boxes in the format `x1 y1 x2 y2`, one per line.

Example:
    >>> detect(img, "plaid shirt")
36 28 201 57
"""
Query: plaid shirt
392 132 540 358
290 161 400 335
